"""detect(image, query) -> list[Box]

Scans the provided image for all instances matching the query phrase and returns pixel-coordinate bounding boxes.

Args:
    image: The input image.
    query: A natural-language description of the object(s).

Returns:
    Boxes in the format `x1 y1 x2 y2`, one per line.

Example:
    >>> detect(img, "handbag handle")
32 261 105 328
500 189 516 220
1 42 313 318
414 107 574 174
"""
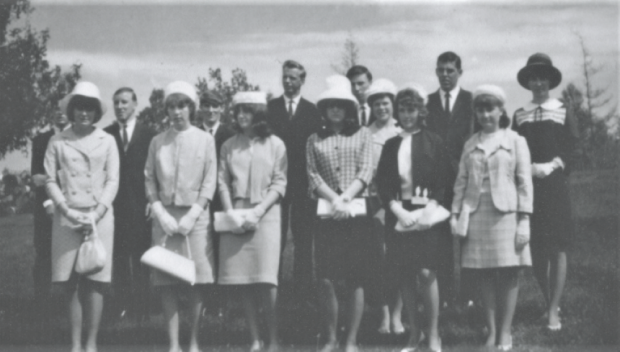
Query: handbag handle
160 235 193 261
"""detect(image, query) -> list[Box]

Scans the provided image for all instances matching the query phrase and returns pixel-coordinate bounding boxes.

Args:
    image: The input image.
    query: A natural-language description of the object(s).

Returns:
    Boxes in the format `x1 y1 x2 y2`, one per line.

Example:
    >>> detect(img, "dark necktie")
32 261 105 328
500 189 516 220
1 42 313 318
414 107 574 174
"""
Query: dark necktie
444 92 451 114
122 123 129 151
287 100 294 119
361 107 367 126
208 128 214 135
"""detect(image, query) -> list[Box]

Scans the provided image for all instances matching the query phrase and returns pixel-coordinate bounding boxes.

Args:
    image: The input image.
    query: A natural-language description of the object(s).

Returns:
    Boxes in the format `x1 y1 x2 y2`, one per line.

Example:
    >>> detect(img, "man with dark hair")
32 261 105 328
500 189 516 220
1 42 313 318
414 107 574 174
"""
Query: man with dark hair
346 65 373 126
105 87 156 321
198 90 235 157
267 60 322 304
30 105 70 314
426 51 479 311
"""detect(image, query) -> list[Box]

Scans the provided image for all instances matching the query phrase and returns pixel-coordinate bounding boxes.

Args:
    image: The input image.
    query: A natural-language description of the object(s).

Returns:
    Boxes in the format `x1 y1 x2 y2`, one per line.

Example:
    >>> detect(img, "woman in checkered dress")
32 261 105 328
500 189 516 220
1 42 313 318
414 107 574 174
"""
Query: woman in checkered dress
306 75 379 352
451 85 533 350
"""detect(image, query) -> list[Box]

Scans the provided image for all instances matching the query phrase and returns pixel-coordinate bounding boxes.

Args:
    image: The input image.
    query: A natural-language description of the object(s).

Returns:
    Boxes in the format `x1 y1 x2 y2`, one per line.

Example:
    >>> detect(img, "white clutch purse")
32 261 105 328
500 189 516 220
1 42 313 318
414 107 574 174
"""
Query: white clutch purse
213 209 254 233
141 236 196 285
317 198 367 218
395 202 450 232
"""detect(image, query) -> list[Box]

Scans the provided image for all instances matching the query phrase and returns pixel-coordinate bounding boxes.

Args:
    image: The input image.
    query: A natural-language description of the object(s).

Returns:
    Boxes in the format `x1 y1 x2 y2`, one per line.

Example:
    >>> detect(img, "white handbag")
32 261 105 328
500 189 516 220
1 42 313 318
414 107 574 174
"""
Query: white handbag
74 216 106 275
317 198 367 218
140 236 196 285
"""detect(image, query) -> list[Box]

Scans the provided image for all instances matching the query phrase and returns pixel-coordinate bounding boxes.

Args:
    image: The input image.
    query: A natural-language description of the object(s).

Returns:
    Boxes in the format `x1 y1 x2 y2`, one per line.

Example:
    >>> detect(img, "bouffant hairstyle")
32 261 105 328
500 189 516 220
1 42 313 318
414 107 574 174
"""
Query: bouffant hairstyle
232 103 272 139
394 89 428 127
473 94 510 129
66 95 103 124
318 99 359 130
165 93 197 122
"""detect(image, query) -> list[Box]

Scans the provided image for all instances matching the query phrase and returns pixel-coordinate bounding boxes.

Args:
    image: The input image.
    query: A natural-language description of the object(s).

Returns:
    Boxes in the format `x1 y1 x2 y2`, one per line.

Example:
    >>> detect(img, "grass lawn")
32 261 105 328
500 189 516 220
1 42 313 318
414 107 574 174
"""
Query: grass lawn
0 169 617 351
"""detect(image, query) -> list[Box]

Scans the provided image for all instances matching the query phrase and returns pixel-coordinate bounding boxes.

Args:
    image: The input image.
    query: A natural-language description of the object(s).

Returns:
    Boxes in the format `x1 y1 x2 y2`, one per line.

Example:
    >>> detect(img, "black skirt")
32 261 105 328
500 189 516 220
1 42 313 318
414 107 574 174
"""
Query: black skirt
531 169 574 251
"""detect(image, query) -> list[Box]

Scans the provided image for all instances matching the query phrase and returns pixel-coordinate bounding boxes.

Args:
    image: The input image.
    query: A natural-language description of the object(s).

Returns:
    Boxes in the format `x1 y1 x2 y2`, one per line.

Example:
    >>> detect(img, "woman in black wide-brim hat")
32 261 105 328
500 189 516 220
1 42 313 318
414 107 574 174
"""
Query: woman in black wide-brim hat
512 53 579 332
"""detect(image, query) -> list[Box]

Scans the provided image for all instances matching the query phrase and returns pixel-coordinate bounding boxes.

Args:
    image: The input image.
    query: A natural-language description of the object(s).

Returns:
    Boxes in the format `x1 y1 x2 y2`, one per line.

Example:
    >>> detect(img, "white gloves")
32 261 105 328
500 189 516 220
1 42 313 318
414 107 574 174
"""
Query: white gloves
152 201 179 236
43 200 55 216
532 158 564 178
227 209 246 234
390 201 416 227
331 196 351 220
242 205 265 231
450 215 459 236
515 214 530 251
178 203 204 236
32 174 47 187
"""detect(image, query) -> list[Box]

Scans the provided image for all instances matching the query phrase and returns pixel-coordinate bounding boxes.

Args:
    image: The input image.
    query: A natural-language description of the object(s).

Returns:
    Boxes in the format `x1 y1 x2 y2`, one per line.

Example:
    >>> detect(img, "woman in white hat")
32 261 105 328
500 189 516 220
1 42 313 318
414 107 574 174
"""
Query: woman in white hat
217 91 287 352
144 81 217 352
513 53 578 332
44 81 119 352
364 78 404 335
451 85 533 350
306 75 379 352
376 84 449 352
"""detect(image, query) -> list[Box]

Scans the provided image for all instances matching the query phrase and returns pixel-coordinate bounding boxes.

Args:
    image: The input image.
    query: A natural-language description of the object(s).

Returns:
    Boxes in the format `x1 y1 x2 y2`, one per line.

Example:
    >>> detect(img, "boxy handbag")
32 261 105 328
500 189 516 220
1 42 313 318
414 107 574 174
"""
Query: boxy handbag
74 215 107 275
140 235 196 285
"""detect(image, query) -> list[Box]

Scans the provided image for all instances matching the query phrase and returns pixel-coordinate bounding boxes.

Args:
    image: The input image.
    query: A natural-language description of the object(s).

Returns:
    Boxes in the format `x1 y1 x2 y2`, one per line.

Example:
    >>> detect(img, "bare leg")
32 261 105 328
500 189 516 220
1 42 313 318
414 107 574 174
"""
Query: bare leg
84 287 104 352
242 286 262 352
531 237 550 308
161 287 181 352
318 278 338 352
419 269 440 351
479 270 497 347
344 284 364 352
548 252 567 328
378 305 391 334
400 277 420 348
259 284 280 352
497 268 519 348
391 291 405 334
68 288 82 352
189 287 204 352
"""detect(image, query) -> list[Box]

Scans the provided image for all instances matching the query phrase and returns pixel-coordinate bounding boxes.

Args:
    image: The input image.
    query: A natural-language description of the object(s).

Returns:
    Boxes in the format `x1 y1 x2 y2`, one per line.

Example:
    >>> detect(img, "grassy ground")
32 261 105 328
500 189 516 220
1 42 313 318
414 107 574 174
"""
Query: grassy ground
0 170 617 351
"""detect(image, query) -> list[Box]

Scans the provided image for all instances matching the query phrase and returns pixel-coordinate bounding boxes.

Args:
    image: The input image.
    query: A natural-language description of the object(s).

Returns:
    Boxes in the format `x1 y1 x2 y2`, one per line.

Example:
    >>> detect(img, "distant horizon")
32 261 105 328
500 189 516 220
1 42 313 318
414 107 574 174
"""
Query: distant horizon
1 0 617 172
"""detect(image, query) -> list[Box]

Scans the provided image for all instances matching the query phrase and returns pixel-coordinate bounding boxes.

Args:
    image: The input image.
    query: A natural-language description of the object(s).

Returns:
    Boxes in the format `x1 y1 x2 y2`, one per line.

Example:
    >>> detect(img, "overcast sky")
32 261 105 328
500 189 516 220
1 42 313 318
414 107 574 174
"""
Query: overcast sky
1 0 617 171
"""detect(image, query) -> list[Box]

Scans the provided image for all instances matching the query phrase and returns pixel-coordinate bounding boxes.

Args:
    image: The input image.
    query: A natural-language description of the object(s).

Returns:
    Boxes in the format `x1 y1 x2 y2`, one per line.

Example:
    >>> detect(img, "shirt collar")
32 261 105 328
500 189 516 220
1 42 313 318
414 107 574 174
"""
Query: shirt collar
53 124 70 135
523 98 563 112
117 116 137 129
399 128 421 138
284 94 302 106
203 120 220 133
440 85 460 99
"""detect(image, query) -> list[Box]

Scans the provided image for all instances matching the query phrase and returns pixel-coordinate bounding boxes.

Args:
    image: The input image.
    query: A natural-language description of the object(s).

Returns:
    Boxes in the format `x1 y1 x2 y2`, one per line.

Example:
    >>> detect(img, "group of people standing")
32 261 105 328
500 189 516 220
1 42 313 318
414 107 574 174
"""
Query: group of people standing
29 50 578 352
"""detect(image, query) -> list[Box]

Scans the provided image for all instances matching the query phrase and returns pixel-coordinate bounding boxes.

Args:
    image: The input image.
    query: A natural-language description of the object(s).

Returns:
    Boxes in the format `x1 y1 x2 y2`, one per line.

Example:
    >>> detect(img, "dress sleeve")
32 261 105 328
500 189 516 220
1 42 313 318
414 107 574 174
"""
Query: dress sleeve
266 138 288 198
354 129 374 187
144 137 160 203
197 134 217 204
514 135 533 213
44 138 66 205
98 136 120 208
306 134 326 195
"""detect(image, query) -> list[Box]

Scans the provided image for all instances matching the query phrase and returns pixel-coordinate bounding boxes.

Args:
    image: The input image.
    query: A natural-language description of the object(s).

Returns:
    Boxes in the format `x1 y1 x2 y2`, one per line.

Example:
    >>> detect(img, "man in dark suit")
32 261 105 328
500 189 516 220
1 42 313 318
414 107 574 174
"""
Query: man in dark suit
346 65 373 126
426 51 480 311
267 60 322 301
104 87 156 321
31 106 70 312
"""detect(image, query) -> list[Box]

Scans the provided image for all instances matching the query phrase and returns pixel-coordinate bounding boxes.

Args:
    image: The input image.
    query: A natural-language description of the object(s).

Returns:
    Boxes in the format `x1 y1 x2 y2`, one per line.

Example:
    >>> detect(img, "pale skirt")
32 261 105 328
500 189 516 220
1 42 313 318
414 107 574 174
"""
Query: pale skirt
51 207 114 283
150 205 215 285
218 199 281 286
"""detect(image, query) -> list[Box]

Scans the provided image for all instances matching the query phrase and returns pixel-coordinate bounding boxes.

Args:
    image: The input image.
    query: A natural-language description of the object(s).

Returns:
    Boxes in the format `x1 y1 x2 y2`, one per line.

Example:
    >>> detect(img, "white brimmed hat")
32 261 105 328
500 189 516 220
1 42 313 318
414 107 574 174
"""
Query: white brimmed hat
60 81 107 116
232 91 267 106
473 84 506 105
317 75 358 108
365 78 397 103
398 83 429 105
164 81 198 104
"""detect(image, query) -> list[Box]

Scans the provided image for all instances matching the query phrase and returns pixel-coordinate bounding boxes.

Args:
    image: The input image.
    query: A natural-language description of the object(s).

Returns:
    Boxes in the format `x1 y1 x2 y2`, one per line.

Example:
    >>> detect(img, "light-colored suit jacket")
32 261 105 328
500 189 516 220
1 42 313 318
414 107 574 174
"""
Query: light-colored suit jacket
452 129 533 214
45 128 120 209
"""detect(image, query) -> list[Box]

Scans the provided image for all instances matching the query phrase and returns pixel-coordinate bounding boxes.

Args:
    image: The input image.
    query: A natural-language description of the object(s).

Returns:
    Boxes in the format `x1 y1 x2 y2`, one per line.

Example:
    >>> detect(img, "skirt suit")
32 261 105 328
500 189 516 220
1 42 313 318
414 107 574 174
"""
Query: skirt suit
376 129 451 279
44 128 120 283
217 134 287 286
144 126 217 285
452 129 533 269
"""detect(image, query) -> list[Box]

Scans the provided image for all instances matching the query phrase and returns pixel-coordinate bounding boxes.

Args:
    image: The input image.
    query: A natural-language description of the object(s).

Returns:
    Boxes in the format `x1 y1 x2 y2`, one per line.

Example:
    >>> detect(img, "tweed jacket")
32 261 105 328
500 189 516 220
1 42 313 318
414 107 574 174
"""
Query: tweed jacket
452 129 533 214
44 128 120 209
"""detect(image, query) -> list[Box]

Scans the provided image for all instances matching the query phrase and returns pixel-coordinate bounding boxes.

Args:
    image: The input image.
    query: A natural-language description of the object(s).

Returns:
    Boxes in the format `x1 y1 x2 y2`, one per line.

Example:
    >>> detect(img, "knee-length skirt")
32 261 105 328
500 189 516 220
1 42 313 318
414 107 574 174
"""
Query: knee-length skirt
461 192 531 269
150 205 215 286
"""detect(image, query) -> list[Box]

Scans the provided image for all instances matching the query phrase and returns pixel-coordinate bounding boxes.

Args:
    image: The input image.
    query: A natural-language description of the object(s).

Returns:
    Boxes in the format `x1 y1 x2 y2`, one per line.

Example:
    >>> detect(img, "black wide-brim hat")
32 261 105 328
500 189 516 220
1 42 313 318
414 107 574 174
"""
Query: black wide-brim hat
517 53 562 90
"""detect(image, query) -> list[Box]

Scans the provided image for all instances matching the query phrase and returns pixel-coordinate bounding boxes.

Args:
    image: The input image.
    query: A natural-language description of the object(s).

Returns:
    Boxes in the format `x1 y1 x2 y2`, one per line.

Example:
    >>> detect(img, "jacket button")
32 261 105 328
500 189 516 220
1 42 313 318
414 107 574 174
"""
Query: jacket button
336 167 340 172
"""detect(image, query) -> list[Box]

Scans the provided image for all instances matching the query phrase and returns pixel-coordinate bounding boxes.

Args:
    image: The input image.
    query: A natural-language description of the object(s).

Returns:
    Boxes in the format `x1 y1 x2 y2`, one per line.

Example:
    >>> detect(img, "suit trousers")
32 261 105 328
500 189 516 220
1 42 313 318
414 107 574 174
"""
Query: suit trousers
33 209 52 302
280 196 316 293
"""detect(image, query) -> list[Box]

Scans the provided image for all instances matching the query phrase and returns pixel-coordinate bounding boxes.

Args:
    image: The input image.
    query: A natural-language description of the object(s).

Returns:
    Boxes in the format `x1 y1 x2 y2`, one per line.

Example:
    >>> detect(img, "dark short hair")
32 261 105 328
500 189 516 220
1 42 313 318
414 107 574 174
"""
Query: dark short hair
199 90 223 107
165 93 196 122
318 99 359 130
282 60 306 80
232 103 272 139
368 93 395 123
113 87 137 102
437 51 462 71
66 95 103 124
472 95 510 129
395 89 428 127
346 65 372 82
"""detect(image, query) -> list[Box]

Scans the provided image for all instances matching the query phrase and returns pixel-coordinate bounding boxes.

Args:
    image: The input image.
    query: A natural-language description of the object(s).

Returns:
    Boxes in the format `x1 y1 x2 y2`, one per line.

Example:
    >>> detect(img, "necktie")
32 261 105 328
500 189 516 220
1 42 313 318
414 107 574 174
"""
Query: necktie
287 100 294 119
361 107 367 126
208 128 213 135
122 123 128 151
444 92 451 114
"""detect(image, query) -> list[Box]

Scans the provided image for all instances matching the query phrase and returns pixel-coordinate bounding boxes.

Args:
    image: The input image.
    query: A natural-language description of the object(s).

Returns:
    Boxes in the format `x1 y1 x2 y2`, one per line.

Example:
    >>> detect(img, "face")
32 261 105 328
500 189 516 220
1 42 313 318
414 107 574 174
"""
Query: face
371 96 393 124
528 75 550 95
397 104 420 132
199 102 223 126
236 106 255 131
282 67 304 97
53 108 69 128
167 101 191 130
474 99 503 132
435 61 462 92
72 105 97 129
113 91 137 123
325 101 346 126
350 73 371 103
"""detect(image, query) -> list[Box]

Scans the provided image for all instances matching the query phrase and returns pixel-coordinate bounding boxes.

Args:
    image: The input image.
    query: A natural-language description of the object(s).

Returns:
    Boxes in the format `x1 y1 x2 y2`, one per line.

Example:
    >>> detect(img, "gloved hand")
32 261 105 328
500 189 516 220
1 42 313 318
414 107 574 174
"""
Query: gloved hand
151 201 179 236
242 205 266 231
44 200 55 216
178 203 204 236
532 162 556 178
32 174 47 187
391 201 415 227
417 201 438 231
331 196 350 221
515 214 530 251
450 214 459 236
227 209 246 234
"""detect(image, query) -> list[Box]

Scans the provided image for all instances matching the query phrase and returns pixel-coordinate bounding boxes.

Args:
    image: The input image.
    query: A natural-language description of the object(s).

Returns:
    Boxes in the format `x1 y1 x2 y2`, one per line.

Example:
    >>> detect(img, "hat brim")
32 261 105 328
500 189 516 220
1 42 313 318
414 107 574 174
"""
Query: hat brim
60 93 107 117
517 64 562 90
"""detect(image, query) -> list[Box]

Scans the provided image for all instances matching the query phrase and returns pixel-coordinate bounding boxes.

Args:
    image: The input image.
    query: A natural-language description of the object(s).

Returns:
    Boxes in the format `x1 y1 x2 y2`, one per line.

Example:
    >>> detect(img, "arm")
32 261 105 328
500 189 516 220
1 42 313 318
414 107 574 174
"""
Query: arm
349 129 373 198
514 135 533 214
144 137 178 235
196 134 217 209
93 136 120 221
306 134 337 200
